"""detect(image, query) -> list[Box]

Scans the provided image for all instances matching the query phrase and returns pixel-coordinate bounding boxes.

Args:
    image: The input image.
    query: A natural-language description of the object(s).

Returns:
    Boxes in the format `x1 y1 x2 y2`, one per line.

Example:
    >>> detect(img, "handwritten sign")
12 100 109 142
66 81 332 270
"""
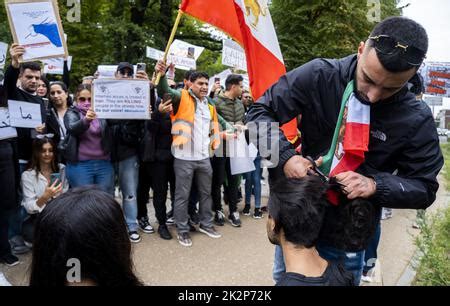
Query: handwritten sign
43 55 72 75
5 0 68 62
0 107 18 140
93 79 151 120
8 100 42 128
421 62 450 98
222 39 247 72
0 42 7 69
146 46 196 71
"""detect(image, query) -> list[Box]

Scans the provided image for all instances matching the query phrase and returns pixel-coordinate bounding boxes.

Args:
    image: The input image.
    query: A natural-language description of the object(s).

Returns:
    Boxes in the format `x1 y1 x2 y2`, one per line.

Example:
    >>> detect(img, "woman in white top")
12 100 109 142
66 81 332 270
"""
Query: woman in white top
21 137 69 243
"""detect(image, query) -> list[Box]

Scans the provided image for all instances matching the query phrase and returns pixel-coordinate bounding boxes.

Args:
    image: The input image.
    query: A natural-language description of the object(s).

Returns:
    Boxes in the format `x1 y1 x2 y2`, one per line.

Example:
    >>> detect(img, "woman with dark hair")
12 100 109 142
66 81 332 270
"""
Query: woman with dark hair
45 81 72 162
30 187 143 286
21 137 68 244
36 75 49 99
64 84 114 194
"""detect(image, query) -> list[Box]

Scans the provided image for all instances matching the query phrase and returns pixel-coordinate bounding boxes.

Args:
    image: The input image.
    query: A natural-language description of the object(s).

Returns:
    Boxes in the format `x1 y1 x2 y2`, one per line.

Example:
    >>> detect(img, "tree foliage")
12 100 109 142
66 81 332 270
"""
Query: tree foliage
271 0 401 70
0 0 402 89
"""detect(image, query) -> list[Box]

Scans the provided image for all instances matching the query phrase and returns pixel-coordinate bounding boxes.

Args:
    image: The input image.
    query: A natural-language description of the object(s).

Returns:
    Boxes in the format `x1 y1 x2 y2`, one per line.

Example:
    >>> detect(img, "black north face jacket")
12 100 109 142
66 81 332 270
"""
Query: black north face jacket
246 54 443 251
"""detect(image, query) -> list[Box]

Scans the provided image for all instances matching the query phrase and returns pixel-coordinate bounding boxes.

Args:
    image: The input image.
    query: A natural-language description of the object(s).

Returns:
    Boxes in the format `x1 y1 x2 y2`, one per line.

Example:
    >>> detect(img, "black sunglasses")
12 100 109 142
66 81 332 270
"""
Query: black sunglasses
368 35 426 66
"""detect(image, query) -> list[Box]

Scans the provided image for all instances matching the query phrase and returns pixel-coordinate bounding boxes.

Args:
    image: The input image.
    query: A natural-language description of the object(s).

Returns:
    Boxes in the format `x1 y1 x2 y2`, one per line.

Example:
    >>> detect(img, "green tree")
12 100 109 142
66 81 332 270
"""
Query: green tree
271 0 401 71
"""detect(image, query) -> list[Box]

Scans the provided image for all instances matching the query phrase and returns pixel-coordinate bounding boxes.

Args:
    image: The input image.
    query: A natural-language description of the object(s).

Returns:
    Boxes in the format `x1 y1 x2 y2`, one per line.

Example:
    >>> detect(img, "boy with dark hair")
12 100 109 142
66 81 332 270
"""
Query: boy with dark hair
268 176 354 286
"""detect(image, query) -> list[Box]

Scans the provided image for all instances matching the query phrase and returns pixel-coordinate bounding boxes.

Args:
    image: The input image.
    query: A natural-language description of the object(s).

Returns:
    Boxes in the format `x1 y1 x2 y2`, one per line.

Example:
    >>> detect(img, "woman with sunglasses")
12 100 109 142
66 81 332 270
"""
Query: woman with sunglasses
64 84 114 194
21 137 69 245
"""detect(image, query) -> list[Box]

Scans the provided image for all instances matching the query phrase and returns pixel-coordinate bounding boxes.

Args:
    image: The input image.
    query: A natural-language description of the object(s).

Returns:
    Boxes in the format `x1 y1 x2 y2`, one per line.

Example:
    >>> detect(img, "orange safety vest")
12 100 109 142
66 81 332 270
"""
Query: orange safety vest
170 89 221 152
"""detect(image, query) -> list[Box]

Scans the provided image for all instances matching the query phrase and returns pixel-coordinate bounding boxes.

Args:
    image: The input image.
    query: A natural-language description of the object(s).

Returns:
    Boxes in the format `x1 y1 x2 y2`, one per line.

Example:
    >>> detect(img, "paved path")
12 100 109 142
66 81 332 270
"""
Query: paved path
2 174 448 286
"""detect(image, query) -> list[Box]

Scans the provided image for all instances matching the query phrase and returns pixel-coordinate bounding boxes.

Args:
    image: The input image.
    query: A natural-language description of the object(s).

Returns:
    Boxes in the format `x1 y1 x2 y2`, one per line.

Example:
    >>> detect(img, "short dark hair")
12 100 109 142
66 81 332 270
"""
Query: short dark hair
30 187 142 286
225 74 243 91
19 62 42 75
189 71 209 83
269 176 327 248
184 70 196 81
408 73 424 95
368 17 428 72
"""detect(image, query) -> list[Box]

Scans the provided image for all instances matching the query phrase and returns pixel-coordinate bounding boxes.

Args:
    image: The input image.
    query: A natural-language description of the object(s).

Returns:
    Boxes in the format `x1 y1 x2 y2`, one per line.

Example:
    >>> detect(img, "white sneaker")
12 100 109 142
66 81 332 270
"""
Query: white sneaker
0 273 12 286
361 275 374 283
129 231 141 243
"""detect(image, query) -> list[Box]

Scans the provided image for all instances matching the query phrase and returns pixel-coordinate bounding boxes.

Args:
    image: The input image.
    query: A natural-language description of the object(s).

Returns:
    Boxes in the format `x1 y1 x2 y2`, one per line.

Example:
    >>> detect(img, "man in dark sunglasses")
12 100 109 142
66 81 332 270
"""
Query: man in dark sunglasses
247 16 443 285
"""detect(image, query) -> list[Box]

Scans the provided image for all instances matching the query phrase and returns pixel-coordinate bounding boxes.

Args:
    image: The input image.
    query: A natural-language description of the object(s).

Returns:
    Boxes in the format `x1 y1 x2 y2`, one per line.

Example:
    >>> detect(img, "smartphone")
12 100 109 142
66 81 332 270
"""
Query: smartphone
136 63 146 72
50 173 60 185
162 93 172 103
42 98 49 111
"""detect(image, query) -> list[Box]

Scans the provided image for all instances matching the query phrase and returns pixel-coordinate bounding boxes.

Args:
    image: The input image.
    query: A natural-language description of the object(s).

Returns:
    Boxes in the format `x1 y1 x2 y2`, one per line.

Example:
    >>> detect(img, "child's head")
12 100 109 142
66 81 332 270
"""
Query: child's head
267 176 327 248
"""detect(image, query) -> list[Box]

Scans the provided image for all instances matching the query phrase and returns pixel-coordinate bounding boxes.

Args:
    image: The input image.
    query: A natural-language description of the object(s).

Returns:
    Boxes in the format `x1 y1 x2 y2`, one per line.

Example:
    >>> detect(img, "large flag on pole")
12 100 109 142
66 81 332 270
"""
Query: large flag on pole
180 0 298 142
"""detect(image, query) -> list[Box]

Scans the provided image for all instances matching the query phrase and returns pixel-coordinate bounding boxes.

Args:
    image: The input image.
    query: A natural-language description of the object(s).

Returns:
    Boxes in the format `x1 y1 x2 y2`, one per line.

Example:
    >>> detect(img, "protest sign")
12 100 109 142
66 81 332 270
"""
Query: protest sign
222 39 247 72
170 39 204 61
8 100 42 128
228 132 257 175
0 107 18 140
43 55 72 75
421 62 450 98
5 0 68 62
93 79 151 120
146 46 196 70
97 65 138 78
0 42 7 69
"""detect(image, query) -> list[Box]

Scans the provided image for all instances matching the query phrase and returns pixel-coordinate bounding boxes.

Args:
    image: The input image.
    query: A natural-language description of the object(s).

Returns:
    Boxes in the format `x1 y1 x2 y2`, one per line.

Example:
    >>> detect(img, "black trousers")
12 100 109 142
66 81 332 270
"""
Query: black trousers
0 141 18 257
137 161 175 224
211 156 240 214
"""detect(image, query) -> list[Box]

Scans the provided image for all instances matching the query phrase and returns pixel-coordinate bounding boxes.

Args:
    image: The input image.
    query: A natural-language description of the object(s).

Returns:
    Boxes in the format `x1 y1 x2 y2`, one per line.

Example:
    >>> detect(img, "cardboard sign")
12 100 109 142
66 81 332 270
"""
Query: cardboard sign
93 79 151 120
43 55 72 75
5 0 68 62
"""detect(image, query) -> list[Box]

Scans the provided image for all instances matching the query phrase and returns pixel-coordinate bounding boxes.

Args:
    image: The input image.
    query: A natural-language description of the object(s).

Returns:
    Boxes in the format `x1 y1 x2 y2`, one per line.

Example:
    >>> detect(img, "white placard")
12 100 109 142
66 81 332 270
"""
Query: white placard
222 39 247 72
228 132 256 175
97 65 138 79
146 46 196 71
6 1 67 61
170 39 204 61
93 79 150 120
0 42 7 69
8 100 42 128
43 55 72 75
0 107 18 140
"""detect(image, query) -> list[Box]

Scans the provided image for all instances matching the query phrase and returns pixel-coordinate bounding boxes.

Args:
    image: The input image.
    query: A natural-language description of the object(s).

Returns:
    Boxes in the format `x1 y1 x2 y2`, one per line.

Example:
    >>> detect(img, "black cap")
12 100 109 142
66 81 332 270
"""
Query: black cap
117 62 134 74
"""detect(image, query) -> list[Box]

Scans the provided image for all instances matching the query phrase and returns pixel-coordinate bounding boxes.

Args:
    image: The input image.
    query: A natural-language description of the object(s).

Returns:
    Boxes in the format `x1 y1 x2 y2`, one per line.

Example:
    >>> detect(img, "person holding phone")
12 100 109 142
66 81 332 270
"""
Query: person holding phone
21 137 68 245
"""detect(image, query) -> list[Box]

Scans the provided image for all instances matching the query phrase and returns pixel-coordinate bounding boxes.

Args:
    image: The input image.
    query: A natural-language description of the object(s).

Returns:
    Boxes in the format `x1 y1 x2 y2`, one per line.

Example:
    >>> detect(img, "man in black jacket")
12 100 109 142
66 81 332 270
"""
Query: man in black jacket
246 17 443 285
4 44 46 255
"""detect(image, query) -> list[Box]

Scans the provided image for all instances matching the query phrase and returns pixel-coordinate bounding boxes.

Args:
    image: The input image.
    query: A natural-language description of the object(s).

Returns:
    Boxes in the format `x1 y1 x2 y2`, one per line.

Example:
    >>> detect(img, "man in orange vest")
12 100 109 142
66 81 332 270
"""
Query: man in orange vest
156 62 222 247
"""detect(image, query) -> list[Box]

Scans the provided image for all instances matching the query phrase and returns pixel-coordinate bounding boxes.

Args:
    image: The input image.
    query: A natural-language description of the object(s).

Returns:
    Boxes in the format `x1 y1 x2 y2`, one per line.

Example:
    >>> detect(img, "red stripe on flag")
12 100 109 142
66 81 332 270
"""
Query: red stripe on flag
343 122 370 154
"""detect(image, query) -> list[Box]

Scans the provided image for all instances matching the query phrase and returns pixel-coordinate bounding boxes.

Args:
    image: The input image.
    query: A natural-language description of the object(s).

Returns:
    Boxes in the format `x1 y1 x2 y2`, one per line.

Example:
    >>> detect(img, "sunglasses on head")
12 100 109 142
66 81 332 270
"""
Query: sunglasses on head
36 133 54 139
368 35 426 66
78 97 91 102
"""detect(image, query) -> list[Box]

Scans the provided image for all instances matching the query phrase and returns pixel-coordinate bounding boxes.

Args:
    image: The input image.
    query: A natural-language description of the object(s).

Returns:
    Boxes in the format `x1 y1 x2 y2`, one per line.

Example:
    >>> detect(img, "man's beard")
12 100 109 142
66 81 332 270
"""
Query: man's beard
267 230 280 246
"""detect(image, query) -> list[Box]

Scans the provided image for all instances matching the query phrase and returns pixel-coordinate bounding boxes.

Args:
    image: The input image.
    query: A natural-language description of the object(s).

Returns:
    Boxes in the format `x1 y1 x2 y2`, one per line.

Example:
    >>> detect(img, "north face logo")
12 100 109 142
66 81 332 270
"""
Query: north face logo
371 130 387 142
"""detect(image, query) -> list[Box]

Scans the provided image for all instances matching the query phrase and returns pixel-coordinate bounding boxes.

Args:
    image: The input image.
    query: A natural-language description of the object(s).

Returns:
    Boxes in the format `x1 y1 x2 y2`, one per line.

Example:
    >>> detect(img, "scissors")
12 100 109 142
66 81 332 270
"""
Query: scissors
305 156 346 190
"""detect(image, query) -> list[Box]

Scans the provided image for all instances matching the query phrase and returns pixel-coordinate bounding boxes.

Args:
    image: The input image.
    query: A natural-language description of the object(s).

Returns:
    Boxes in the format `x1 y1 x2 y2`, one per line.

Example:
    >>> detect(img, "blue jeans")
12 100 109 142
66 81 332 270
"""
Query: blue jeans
273 243 365 286
363 219 382 274
244 156 261 208
117 155 139 232
8 163 28 239
66 160 114 195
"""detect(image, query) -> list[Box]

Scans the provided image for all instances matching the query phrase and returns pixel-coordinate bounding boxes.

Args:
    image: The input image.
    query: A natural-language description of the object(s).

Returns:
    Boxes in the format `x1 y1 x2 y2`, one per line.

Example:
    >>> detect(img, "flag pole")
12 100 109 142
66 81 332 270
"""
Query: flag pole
154 9 184 86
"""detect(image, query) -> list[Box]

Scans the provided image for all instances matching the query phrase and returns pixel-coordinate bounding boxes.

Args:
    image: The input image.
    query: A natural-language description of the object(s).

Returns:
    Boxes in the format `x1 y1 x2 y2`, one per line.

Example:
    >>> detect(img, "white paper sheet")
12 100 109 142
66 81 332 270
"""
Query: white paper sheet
8 100 42 128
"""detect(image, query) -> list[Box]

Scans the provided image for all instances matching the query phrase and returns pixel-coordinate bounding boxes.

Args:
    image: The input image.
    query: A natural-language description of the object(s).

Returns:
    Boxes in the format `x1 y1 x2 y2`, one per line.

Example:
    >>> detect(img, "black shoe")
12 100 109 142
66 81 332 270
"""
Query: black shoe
253 208 263 219
198 225 222 238
138 216 155 234
229 211 241 227
214 210 225 226
0 253 19 267
189 222 197 232
261 206 268 212
243 205 251 216
158 225 173 240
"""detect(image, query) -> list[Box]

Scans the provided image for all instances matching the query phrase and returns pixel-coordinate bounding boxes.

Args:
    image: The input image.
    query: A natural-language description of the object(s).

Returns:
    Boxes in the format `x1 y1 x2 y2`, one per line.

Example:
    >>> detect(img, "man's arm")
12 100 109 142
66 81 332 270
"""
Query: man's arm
4 44 24 99
155 61 181 113
366 112 443 210
245 60 317 173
